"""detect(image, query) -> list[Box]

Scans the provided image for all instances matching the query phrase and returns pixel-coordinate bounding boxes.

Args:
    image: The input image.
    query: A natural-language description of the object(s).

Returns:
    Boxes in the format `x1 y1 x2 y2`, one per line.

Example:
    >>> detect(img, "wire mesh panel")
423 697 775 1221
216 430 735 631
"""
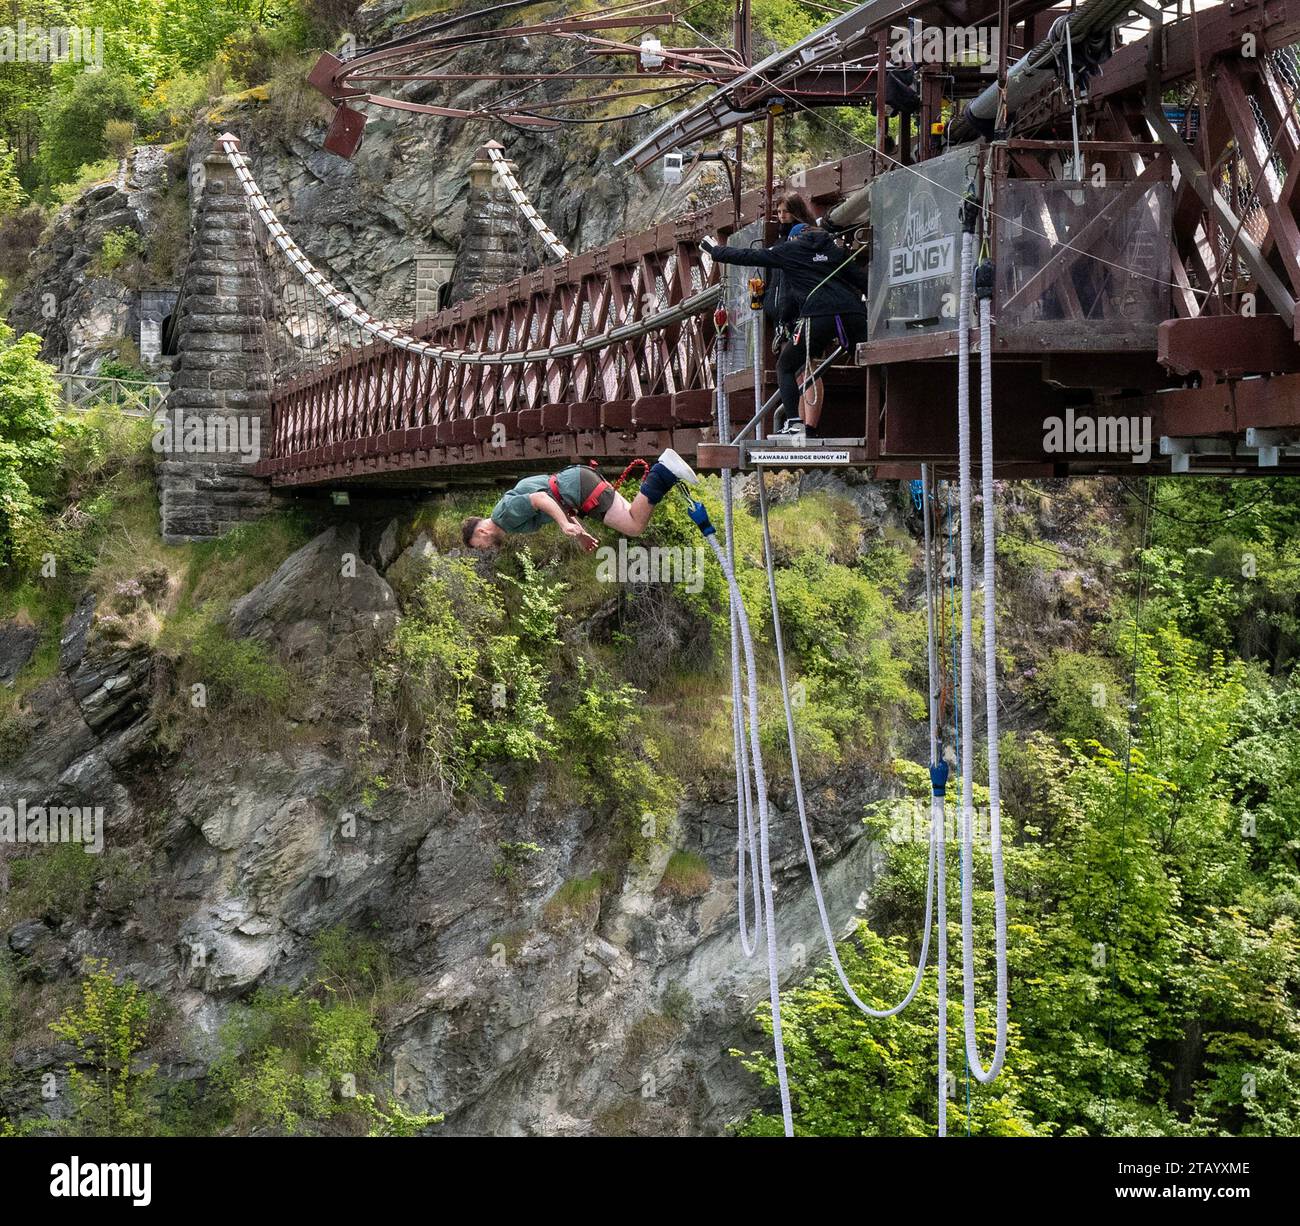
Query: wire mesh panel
718 219 764 380
993 177 1172 349
868 146 971 341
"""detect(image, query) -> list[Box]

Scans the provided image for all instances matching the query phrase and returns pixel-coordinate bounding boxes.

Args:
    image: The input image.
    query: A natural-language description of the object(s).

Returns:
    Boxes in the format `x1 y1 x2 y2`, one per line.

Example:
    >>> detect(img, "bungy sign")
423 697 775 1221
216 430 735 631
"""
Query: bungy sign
868 147 969 342
889 188 955 287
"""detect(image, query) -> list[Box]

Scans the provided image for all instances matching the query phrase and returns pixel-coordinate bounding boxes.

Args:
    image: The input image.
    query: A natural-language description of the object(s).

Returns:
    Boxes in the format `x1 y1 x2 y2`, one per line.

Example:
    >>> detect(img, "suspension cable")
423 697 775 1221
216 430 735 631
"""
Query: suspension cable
217 136 721 367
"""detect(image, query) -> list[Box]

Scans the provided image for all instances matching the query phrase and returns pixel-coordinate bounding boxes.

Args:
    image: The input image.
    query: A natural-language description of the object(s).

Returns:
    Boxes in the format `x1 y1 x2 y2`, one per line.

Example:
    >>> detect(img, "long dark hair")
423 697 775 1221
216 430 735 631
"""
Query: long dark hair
775 191 816 228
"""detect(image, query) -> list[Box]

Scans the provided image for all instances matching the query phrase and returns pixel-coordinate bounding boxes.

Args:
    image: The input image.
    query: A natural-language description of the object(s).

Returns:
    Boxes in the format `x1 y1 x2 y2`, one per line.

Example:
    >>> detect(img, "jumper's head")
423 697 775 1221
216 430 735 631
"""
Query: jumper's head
462 516 504 550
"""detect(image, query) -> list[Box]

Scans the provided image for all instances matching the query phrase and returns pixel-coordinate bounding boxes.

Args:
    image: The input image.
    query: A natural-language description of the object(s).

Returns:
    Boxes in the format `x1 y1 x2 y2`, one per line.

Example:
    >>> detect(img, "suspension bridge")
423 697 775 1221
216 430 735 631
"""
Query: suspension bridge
154 0 1300 504
148 0 1300 1138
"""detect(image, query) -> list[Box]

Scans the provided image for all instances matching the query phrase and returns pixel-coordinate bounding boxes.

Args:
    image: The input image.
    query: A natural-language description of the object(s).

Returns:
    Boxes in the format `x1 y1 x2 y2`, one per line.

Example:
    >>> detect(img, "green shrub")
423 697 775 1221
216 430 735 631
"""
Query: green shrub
0 140 24 216
375 555 558 796
5 844 101 924
1032 649 1127 749
98 226 142 274
542 873 606 928
557 660 681 857
772 551 920 769
39 71 141 188
657 850 710 899
494 840 542 882
49 159 120 206
102 119 135 160
156 612 292 745
0 322 72 567
211 975 441 1136
50 960 160 1137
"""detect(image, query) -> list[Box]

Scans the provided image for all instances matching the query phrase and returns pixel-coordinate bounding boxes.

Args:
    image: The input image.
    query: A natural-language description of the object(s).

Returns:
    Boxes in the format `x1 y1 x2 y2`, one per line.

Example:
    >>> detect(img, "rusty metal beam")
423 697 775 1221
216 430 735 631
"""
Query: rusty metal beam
1146 98 1297 326
1158 314 1300 377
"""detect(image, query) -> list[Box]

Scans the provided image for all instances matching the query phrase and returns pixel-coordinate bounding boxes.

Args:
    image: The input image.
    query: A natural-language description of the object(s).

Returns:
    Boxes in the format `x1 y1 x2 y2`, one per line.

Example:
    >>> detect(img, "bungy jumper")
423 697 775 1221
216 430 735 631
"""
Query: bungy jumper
677 185 1009 1135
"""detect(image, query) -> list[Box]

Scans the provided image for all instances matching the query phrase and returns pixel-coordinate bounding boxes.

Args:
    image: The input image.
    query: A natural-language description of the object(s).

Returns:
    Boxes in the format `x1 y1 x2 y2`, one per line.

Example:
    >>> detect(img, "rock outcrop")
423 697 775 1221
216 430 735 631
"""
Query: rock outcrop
9 145 183 373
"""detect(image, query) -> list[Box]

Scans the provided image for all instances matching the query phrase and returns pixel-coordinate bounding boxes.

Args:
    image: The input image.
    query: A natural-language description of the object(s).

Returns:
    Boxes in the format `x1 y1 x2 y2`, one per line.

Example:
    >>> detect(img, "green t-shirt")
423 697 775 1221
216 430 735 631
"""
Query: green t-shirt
490 467 585 534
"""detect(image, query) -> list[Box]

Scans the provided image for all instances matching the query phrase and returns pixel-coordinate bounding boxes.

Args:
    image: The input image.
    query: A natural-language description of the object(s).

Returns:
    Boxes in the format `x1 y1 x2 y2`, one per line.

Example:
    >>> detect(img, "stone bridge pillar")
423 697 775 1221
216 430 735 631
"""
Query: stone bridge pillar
156 135 275 543
447 141 525 305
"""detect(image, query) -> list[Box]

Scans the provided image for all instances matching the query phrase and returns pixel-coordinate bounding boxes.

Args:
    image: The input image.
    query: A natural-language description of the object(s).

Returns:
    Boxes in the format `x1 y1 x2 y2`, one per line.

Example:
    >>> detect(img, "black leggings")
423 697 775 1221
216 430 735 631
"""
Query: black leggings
775 313 868 424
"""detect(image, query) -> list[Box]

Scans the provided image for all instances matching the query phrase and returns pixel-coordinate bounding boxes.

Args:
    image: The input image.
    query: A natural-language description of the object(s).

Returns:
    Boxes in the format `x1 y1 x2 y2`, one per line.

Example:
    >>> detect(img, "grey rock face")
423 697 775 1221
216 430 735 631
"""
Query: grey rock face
229 523 397 652
6 919 68 982
0 621 39 685
9 146 182 374
227 523 397 722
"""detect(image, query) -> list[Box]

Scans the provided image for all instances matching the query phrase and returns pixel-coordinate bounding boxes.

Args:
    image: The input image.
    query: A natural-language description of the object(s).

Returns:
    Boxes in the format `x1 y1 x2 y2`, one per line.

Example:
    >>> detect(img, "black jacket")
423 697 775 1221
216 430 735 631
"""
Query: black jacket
708 228 869 319
761 223 796 325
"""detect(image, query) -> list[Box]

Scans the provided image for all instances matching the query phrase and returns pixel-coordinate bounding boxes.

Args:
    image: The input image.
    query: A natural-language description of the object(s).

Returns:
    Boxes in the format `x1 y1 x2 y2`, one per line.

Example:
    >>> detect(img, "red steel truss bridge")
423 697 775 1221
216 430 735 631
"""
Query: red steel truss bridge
227 0 1300 485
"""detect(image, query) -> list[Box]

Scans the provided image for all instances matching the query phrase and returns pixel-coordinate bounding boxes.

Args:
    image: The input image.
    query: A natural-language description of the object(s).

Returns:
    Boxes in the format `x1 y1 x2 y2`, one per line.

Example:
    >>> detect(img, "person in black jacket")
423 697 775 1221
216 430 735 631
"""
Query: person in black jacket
763 192 818 327
703 226 869 438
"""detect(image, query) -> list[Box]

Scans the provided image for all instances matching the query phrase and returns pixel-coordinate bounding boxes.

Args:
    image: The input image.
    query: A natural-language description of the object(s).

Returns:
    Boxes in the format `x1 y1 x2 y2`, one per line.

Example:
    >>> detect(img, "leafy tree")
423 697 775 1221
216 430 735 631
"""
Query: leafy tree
0 141 24 216
0 320 71 566
38 69 141 186
50 960 160 1137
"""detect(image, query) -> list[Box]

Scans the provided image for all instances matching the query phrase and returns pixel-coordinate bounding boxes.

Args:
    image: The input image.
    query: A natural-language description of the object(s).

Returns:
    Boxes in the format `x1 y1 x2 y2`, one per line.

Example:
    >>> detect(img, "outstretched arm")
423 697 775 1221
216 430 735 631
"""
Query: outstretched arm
702 238 783 269
528 491 598 551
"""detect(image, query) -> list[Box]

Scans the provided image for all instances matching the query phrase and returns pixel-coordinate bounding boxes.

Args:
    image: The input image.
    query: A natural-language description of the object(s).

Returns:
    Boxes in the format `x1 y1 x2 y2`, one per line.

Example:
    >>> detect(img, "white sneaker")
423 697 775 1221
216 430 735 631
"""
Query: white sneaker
659 447 699 485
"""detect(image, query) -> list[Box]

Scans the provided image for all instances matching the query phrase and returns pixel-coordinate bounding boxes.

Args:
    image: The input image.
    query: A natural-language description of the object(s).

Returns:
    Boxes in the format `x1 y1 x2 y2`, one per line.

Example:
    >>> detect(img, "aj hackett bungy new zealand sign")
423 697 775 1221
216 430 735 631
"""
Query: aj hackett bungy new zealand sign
869 148 966 339
889 188 954 286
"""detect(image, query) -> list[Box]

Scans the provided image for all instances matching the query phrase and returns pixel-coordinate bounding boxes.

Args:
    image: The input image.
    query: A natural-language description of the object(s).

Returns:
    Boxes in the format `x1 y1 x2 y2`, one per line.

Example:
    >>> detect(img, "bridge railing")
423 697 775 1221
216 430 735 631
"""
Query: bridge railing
256 149 877 477
58 373 169 418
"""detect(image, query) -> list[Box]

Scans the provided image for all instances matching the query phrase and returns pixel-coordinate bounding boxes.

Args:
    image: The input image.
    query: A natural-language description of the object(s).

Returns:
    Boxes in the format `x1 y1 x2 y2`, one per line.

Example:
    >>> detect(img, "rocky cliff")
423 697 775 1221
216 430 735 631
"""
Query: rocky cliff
1 485 915 1135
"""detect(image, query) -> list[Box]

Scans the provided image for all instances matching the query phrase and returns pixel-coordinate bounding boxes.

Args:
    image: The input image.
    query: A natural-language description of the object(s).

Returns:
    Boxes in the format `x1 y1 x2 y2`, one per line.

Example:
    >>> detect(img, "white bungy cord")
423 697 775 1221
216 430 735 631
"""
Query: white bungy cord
710 284 944 1138
956 226 1009 1084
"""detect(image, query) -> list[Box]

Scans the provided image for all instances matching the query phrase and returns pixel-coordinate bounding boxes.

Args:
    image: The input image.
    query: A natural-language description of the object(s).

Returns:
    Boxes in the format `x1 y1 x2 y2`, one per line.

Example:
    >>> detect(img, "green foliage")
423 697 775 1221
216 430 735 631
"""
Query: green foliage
0 321 71 566
102 118 136 160
375 554 557 796
50 960 160 1137
734 923 1035 1136
740 606 1300 1137
4 844 100 924
557 659 681 857
773 550 921 769
1032 649 1127 749
49 158 120 206
1138 479 1300 671
159 611 291 716
494 840 542 882
97 226 143 273
39 70 141 187
0 141 24 216
212 928 439 1136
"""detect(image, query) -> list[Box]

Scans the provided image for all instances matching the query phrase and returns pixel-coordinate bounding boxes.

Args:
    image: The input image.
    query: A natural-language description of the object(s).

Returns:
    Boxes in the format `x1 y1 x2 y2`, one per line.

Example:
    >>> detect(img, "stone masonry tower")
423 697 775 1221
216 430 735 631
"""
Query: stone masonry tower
156 135 275 543
447 141 525 305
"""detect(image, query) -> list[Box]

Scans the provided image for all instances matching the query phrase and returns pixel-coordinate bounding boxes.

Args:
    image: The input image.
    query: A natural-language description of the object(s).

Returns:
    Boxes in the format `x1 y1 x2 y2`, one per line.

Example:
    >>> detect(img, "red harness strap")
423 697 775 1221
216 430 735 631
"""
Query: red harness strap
548 459 648 518
548 473 611 518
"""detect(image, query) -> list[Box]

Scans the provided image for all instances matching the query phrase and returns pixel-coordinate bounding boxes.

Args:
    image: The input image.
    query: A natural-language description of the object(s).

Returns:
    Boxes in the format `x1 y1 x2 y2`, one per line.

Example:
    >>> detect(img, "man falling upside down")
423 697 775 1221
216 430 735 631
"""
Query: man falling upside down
462 448 699 553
